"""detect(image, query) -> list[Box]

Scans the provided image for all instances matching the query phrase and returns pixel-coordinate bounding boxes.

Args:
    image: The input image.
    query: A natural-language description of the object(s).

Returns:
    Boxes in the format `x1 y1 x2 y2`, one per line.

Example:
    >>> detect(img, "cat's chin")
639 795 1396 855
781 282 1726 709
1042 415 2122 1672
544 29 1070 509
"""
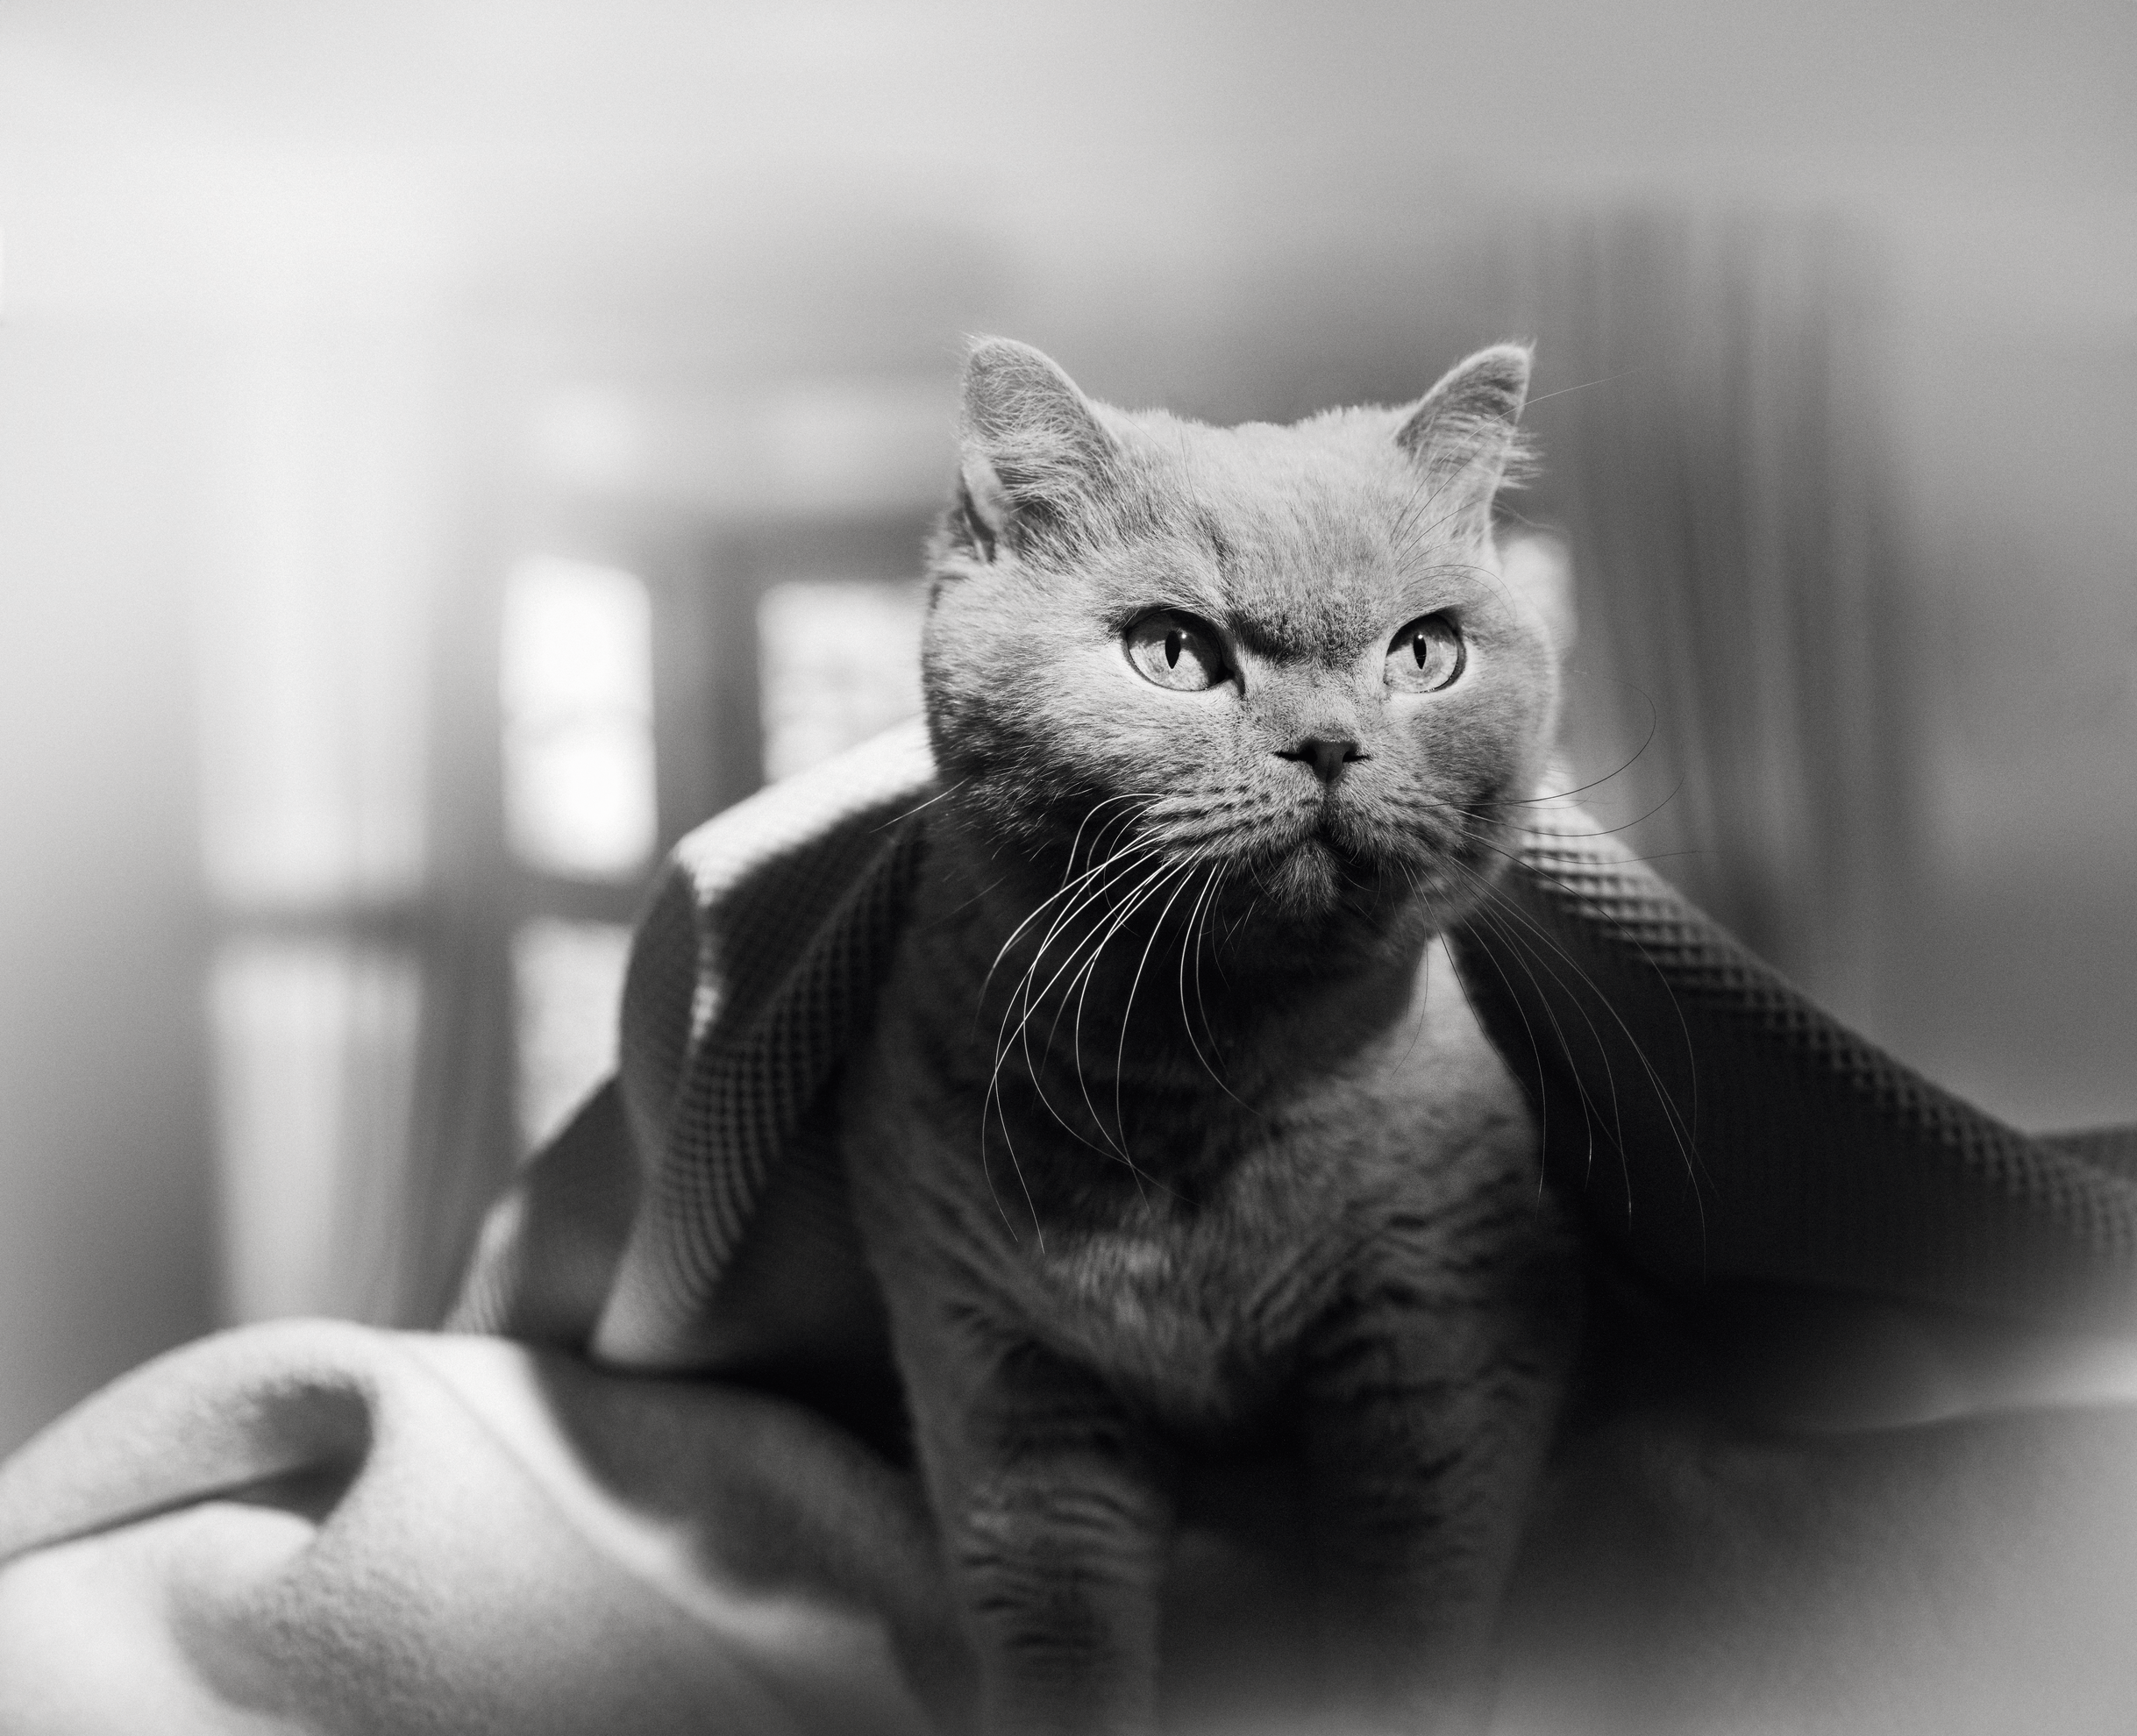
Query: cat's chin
1239 824 1472 956
1244 804 1407 924
1250 837 1421 938
1257 836 1350 916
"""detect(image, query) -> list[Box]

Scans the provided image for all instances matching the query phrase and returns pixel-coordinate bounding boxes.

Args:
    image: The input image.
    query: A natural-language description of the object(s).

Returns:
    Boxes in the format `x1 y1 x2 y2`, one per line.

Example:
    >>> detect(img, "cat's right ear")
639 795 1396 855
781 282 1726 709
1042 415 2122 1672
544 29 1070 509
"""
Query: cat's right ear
955 338 1115 560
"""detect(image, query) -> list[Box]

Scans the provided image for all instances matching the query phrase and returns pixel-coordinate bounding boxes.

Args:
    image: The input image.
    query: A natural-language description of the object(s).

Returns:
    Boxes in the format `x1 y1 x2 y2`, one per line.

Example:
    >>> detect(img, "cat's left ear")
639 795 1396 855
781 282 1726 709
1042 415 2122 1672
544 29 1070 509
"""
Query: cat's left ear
1395 343 1535 526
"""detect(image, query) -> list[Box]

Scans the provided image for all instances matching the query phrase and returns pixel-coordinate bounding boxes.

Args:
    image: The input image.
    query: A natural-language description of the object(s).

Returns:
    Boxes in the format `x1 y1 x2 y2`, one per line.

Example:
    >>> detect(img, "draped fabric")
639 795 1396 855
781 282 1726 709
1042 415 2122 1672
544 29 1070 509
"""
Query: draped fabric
452 722 2137 1381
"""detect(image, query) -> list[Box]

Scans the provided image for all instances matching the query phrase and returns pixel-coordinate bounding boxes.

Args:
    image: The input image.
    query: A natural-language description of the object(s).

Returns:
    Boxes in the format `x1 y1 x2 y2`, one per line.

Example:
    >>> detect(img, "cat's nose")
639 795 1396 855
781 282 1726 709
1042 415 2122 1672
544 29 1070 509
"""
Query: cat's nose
1278 736 1364 786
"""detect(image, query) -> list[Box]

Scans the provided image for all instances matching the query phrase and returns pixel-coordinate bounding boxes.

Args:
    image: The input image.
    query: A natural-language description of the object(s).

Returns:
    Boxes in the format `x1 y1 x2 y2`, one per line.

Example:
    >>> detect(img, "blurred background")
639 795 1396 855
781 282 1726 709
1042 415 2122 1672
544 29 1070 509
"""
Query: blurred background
1 0 2132 1455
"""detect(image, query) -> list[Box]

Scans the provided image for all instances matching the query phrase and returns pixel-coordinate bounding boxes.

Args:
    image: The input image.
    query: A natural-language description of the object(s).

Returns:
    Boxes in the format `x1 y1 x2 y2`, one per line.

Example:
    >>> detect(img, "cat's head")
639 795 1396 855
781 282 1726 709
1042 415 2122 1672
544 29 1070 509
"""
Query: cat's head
922 338 1560 956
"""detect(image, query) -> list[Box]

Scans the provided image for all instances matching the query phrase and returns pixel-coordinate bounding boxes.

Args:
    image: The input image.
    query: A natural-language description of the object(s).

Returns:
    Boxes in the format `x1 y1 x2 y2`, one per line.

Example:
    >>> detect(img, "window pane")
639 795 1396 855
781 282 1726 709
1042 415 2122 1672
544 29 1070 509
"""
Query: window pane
501 556 656 879
512 917 632 1155
758 579 925 781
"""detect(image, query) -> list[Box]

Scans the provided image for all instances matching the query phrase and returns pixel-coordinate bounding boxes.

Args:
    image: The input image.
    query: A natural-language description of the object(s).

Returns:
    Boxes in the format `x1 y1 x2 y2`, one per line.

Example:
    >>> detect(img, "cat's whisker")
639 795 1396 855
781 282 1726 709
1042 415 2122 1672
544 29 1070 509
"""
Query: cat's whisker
1034 873 1192 1185
872 775 971 834
976 798 1162 1013
1450 884 1607 1198
979 859 1121 1030
1000 825 1164 1009
1060 853 1204 1177
1109 846 1217 1162
1054 853 1195 1059
1447 855 1706 1232
1386 857 1442 1074
1512 691 1661 808
1099 862 1216 1191
979 850 1122 1021
1408 808 1705 1210
978 1071 1046 1251
1470 882 1640 1219
1003 841 1165 1034
1004 838 1169 1056
1183 861 1272 1120
1458 861 1707 1224
991 841 1170 1134
1387 455 1513 562
1500 779 1686 841
990 839 1203 1190
1189 857 1228 1042
1011 859 1185 1184
1435 900 1555 1197
1175 857 1229 1092
988 863 1139 1129
1065 791 1166 876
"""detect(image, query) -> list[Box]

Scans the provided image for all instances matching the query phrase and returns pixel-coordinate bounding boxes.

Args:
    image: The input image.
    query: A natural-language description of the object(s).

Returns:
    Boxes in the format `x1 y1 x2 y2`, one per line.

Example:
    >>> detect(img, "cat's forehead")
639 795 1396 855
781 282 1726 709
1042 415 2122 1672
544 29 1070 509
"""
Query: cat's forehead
1100 407 1461 654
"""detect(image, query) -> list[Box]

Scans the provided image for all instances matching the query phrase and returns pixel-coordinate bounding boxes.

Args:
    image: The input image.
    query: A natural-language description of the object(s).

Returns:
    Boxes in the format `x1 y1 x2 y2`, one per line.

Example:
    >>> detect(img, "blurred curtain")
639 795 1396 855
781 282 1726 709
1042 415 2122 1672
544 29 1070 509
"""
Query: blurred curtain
392 828 517 1328
1527 211 1914 1028
197 325 453 1327
387 352 520 1331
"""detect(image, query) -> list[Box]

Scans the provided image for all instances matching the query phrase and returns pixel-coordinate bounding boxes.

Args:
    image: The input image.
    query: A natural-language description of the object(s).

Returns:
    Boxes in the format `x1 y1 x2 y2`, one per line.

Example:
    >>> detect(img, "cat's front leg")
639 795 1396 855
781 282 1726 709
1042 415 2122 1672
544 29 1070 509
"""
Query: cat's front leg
1294 1287 1571 1733
900 1318 1175 1736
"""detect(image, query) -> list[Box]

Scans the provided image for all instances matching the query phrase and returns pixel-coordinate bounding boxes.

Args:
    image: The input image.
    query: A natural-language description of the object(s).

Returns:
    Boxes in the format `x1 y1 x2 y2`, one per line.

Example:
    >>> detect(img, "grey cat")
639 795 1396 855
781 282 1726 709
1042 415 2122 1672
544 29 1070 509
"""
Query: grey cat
841 338 1581 1734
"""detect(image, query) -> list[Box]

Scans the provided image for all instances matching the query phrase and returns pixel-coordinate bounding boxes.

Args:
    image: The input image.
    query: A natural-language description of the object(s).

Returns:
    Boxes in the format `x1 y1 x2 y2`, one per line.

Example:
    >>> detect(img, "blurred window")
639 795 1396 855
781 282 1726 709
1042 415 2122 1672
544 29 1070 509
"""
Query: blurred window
500 557 657 880
510 916 632 1152
498 556 654 1153
407 425 939 1308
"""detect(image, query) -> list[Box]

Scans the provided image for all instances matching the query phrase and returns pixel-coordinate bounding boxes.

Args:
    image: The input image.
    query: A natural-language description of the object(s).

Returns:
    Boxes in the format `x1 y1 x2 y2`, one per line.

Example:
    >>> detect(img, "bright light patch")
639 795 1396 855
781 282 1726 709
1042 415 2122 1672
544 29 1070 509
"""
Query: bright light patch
512 917 632 1155
501 556 657 880
758 579 925 781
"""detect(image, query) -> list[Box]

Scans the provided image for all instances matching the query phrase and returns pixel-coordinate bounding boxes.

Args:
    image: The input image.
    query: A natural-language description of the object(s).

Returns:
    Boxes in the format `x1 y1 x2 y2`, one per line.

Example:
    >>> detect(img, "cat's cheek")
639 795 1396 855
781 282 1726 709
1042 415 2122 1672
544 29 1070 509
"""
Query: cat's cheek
1408 649 1556 768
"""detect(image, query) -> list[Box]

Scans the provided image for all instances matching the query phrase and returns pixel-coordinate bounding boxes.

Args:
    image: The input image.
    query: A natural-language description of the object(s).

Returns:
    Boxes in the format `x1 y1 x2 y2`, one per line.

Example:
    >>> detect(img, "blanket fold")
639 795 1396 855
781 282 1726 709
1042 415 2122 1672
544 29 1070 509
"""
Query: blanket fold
0 1321 947 1736
10 1311 2137 1733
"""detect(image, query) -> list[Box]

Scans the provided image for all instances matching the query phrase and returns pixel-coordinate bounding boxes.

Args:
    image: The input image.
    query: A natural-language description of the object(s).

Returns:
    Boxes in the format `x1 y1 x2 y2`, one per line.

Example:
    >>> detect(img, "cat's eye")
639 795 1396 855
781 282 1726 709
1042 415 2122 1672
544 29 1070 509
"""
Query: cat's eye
1385 613 1465 694
1125 612 1227 692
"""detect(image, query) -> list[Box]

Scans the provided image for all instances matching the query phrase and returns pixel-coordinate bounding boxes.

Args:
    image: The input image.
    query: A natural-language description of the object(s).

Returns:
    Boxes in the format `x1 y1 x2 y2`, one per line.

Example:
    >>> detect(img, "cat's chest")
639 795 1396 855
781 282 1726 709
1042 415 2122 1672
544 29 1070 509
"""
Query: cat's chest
1034 1054 1535 1421
845 933 1541 1433
1022 1142 1378 1427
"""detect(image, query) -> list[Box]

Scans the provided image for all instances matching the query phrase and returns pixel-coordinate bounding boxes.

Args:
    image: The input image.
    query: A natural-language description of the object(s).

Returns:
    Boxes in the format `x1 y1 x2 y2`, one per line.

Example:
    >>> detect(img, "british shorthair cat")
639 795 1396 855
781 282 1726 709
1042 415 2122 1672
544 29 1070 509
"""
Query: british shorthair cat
841 337 1580 1734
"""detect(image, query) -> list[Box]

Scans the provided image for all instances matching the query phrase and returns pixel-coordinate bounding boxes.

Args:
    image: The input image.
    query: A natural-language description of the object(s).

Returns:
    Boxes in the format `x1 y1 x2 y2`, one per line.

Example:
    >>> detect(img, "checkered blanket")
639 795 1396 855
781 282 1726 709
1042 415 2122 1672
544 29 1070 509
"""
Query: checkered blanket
457 718 2137 1365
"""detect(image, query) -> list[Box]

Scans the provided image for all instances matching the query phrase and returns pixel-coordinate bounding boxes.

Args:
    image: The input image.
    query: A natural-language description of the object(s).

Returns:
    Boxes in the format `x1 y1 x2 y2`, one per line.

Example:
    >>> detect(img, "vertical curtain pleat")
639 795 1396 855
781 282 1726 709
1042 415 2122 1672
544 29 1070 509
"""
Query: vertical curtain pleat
198 328 445 1327
1530 210 1913 1026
